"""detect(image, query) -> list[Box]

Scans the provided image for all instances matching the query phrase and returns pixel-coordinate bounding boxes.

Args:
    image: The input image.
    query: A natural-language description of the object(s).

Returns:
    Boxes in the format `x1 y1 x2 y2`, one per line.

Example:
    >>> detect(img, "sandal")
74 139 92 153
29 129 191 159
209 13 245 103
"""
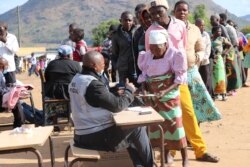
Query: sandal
196 153 220 163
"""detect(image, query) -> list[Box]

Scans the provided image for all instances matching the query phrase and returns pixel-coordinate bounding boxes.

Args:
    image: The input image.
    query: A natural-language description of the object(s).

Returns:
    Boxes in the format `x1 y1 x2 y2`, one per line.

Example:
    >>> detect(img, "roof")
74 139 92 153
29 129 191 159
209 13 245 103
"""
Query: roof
16 47 46 57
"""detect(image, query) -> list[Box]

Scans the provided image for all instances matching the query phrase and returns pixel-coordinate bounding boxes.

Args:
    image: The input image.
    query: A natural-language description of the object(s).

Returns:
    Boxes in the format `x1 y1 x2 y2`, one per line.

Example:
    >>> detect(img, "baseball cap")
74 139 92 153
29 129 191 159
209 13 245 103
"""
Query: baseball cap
149 0 169 10
58 45 73 56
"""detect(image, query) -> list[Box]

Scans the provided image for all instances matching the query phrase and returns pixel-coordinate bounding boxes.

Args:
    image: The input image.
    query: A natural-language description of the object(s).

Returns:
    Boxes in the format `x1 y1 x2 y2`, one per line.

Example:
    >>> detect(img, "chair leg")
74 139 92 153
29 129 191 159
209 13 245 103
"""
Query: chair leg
64 145 71 167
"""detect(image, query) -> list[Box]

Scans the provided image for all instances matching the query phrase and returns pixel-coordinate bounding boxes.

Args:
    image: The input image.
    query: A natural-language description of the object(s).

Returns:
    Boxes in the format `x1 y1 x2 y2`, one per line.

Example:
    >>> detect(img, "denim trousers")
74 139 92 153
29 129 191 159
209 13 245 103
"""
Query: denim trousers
74 126 154 167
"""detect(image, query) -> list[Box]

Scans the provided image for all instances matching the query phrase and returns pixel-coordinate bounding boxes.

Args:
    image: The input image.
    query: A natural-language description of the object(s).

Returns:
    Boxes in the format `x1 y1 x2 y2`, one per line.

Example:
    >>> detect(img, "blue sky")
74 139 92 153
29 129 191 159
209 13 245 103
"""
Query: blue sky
0 0 250 17
214 0 250 16
0 0 28 14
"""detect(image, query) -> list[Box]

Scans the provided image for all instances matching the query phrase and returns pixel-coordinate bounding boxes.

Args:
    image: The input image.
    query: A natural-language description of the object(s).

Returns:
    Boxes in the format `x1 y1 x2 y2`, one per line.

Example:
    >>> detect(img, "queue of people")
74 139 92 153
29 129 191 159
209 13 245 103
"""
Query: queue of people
2 0 250 166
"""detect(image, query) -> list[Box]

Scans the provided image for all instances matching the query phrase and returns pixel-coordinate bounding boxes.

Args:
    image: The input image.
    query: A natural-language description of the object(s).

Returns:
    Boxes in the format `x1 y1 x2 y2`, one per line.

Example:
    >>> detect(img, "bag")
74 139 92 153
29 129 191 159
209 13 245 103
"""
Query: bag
2 85 33 110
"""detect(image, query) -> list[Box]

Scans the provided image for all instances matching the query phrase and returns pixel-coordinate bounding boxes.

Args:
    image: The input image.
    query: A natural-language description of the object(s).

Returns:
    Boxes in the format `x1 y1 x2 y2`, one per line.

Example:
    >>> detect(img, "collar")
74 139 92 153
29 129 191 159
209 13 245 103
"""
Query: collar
82 67 103 82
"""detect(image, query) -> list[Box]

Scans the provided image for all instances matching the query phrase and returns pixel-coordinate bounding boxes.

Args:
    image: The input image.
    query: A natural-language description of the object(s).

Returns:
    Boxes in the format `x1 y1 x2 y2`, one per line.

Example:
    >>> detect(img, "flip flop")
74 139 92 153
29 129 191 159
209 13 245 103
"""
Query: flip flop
196 153 220 163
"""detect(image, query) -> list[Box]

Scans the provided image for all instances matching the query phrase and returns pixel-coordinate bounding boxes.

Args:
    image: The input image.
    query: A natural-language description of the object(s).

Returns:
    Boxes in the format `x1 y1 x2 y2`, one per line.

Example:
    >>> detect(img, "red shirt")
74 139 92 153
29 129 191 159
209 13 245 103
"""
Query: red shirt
73 40 87 62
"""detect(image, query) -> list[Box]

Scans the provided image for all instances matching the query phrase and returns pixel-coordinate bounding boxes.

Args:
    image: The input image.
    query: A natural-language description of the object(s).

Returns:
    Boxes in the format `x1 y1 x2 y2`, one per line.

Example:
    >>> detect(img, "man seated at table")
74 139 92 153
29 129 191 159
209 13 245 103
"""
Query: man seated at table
45 45 82 100
44 45 82 126
68 51 154 167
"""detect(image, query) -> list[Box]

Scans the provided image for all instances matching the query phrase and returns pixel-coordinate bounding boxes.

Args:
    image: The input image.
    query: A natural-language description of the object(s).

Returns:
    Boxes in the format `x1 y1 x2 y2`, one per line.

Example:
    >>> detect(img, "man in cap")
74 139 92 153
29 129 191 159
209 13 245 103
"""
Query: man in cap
44 45 82 99
0 21 19 86
145 0 219 163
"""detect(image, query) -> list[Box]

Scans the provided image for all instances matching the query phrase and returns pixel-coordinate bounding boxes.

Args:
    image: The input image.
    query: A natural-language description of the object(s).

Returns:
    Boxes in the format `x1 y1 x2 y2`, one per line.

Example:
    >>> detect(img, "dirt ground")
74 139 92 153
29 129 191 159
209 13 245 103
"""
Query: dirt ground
0 72 250 167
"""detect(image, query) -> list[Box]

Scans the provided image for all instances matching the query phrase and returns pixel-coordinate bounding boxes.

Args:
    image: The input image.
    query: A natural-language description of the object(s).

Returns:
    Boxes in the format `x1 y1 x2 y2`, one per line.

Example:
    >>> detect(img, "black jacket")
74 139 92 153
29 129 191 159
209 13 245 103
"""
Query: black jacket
111 24 137 75
45 58 82 99
83 67 134 113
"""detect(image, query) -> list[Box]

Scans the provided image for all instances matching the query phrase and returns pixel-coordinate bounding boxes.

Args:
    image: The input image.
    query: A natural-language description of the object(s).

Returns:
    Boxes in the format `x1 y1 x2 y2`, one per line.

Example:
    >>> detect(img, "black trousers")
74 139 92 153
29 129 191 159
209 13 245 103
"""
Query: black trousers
12 101 26 128
4 71 16 86
199 64 213 97
74 126 153 167
118 70 140 88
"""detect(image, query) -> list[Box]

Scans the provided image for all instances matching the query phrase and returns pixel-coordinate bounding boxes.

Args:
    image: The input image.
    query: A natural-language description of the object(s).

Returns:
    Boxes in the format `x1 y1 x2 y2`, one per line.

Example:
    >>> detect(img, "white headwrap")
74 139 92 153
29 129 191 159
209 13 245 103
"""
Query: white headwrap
149 29 168 44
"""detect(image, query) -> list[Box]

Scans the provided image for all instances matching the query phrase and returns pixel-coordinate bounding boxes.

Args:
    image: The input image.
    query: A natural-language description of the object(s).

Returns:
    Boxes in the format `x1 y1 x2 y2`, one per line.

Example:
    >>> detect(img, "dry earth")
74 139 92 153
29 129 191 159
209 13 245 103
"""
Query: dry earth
0 72 250 167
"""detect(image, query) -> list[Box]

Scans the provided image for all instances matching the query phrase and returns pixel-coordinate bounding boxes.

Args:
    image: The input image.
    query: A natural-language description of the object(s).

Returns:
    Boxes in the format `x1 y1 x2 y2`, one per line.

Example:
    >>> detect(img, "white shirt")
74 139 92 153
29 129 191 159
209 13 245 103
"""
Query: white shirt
0 32 19 72
61 38 75 51
201 31 211 66
30 56 37 65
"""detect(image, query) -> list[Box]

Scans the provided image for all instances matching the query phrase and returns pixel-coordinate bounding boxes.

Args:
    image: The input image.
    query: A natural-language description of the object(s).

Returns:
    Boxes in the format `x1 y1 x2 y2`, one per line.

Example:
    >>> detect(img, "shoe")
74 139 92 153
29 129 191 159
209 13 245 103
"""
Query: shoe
243 84 249 87
222 94 227 101
196 153 220 163
212 95 218 101
217 95 222 101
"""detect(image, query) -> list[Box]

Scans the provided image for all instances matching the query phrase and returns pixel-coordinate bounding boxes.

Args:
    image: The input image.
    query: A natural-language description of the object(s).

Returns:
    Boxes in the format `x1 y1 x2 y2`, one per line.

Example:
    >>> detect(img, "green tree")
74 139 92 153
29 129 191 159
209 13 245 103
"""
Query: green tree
193 4 206 21
92 19 119 46
192 4 211 30
241 26 250 35
188 12 194 23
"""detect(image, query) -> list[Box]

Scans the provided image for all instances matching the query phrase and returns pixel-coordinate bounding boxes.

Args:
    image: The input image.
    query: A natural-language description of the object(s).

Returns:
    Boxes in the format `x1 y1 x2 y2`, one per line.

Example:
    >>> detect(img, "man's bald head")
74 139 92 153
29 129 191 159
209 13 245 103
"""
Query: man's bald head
195 18 204 25
83 51 104 73
0 21 8 30
0 57 8 70
0 21 7 37
195 18 205 33
210 14 220 27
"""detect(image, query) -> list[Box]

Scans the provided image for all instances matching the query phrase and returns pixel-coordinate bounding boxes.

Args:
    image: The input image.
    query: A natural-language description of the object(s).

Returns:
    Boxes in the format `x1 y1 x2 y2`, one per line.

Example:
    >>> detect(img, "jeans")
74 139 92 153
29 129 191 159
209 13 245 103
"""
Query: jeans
74 126 153 167
12 101 26 128
29 64 38 76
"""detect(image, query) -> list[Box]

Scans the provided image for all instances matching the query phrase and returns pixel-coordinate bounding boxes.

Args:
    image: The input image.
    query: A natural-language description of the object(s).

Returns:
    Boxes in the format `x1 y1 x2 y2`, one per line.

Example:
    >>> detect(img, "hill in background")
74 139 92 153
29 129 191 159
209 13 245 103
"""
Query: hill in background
241 14 250 21
0 0 249 47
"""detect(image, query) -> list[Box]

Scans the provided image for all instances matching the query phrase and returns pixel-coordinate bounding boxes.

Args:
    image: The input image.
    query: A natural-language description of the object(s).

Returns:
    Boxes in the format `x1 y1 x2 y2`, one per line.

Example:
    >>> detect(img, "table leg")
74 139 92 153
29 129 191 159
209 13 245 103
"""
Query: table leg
0 148 43 167
49 136 55 167
148 124 165 167
157 124 165 167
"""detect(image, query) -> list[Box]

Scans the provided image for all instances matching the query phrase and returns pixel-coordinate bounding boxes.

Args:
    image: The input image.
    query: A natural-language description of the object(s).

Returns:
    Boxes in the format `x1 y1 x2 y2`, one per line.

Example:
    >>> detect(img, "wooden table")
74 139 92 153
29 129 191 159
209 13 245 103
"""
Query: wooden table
113 106 164 128
0 126 55 167
113 106 165 167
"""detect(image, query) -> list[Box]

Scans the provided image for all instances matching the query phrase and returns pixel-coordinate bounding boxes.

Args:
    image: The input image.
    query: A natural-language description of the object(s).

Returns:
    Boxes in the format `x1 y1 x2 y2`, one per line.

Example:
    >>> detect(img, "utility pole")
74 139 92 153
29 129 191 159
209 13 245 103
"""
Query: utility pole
17 6 21 47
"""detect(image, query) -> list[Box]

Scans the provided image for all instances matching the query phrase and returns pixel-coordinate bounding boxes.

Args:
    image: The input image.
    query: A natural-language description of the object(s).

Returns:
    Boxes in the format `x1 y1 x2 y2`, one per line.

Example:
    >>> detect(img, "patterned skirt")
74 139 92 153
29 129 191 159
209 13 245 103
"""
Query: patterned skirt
188 66 222 123
226 49 242 91
143 74 186 150
243 53 250 68
212 54 227 94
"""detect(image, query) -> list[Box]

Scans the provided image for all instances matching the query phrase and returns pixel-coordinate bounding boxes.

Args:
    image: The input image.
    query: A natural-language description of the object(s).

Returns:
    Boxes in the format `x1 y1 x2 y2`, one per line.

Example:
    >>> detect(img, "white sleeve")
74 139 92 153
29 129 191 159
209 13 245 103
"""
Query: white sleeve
80 46 86 55
5 34 19 54
204 33 211 60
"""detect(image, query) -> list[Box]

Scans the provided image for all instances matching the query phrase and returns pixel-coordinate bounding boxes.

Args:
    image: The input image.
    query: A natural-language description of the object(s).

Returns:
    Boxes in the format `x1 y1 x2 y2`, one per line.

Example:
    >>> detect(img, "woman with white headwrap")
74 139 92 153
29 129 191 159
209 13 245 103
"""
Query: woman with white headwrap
137 29 188 166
